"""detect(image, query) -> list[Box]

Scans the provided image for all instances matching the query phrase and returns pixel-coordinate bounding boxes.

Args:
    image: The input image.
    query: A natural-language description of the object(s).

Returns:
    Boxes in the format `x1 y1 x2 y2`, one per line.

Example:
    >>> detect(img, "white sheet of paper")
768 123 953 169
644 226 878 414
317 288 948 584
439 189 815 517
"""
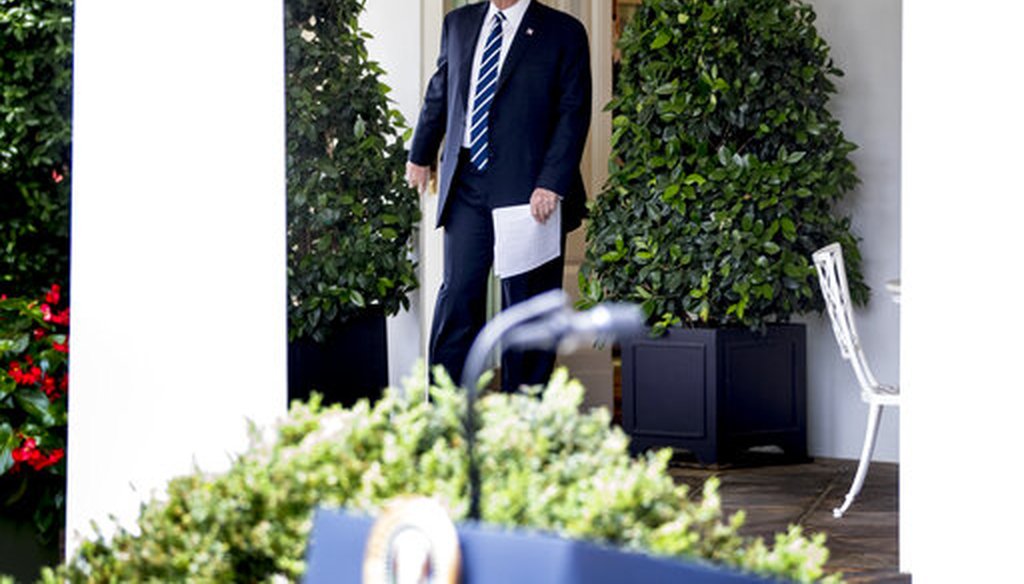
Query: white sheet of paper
492 203 561 278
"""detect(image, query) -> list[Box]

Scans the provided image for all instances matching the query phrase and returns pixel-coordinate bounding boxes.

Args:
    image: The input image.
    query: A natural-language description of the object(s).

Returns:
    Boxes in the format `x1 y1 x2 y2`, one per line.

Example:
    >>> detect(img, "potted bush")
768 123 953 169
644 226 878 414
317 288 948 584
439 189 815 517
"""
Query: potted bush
581 0 868 463
285 0 420 406
32 369 841 583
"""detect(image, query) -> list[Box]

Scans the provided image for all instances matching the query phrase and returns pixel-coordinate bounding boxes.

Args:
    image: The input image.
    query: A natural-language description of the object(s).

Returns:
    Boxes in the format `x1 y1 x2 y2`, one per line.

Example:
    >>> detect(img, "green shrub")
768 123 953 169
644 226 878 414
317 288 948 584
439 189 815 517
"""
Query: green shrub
0 0 73 296
0 285 69 542
582 0 868 334
41 368 840 583
285 0 420 343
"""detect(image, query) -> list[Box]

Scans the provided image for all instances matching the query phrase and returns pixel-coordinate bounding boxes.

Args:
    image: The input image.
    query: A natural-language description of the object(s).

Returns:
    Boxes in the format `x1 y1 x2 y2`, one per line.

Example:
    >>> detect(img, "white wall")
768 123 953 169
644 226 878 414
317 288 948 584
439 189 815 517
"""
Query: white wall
68 0 286 551
362 0 430 388
901 1 1022 578
799 0 902 463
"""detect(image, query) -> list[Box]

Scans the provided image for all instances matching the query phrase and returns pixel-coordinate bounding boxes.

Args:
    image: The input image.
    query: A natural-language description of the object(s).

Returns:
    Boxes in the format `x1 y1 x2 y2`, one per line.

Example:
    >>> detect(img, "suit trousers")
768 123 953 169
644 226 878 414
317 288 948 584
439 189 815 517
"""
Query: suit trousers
429 152 565 393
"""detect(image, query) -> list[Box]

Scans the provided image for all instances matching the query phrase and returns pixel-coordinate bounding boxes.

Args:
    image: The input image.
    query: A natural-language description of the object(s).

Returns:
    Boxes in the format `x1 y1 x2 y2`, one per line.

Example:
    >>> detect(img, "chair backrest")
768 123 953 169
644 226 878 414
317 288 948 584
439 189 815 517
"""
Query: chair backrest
812 243 880 392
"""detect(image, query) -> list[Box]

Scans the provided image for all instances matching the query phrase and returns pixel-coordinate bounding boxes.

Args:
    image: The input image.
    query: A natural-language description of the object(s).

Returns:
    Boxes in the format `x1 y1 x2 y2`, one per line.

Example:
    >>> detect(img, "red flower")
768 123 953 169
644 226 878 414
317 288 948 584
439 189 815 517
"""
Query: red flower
7 361 24 383
37 448 65 470
11 438 64 472
12 438 37 463
41 375 59 400
52 308 70 326
59 373 68 392
52 339 68 353
52 170 64 184
8 361 43 385
45 284 61 305
39 303 69 326
33 328 46 340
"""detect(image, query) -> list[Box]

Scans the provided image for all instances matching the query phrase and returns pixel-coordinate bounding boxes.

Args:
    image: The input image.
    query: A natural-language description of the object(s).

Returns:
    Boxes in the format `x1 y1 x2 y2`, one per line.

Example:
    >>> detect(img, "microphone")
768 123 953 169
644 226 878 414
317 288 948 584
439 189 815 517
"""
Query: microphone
459 291 645 521
501 303 646 354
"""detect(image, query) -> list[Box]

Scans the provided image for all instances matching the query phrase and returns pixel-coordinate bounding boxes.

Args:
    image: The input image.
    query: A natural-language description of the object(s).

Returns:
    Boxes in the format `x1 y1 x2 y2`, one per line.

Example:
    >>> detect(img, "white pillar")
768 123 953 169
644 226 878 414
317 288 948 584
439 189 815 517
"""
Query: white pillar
361 0 426 387
68 0 286 552
902 0 1023 578
418 2 447 381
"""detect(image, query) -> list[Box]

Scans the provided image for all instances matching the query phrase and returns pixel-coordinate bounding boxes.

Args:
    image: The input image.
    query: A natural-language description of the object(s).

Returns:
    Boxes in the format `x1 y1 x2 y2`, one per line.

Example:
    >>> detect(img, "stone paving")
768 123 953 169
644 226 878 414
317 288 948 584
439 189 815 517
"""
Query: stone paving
669 457 907 584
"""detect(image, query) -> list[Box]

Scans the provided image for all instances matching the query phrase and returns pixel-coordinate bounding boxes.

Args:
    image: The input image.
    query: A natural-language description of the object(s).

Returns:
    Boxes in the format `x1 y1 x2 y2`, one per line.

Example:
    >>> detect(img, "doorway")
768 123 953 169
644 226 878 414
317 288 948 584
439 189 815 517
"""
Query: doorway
431 0 620 411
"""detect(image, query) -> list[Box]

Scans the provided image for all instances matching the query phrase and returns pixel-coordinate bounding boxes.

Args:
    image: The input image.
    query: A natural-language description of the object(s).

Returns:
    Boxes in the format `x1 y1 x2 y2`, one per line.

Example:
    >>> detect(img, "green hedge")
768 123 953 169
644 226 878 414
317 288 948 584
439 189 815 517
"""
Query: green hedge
0 0 73 296
35 369 840 583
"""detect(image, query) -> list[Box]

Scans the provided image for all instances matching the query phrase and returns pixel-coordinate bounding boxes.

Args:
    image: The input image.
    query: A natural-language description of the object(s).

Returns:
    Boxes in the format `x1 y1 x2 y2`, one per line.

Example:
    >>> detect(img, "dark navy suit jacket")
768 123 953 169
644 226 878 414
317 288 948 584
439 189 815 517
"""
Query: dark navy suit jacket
409 1 592 232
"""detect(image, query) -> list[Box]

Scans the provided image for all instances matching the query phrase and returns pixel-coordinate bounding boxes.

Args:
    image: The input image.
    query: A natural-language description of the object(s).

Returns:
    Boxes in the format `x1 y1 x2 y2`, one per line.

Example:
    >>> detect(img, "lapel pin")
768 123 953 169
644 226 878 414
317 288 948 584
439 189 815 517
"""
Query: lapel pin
526 28 534 36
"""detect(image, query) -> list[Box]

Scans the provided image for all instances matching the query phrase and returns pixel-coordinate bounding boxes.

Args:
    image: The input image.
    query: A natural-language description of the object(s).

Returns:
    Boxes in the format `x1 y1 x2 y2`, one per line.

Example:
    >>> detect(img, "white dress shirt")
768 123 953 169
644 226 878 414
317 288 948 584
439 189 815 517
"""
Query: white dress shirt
462 0 531 147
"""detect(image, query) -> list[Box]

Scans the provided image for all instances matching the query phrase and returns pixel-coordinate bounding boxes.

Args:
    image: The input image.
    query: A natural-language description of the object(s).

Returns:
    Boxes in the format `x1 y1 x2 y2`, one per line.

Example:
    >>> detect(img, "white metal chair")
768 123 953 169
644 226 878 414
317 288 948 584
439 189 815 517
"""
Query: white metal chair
812 242 900 518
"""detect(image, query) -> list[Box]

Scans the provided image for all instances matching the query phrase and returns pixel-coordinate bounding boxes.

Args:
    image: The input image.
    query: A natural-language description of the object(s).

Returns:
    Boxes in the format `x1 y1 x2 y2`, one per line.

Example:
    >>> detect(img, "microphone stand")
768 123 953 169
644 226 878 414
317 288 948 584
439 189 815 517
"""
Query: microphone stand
459 290 567 521
458 290 644 521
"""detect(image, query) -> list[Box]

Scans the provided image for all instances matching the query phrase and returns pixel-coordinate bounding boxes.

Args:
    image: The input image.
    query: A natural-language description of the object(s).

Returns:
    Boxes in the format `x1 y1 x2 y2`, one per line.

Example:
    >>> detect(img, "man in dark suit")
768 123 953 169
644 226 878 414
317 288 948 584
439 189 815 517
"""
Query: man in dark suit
406 0 591 392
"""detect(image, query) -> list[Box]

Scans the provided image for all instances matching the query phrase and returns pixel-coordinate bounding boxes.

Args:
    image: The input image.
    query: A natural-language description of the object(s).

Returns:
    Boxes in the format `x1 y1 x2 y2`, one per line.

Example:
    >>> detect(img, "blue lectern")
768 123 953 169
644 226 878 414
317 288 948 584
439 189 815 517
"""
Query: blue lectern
303 508 775 583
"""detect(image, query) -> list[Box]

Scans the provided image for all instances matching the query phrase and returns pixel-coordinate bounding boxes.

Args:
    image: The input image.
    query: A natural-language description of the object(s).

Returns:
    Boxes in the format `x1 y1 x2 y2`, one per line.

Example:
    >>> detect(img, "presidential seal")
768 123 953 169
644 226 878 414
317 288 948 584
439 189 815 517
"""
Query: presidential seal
363 497 461 584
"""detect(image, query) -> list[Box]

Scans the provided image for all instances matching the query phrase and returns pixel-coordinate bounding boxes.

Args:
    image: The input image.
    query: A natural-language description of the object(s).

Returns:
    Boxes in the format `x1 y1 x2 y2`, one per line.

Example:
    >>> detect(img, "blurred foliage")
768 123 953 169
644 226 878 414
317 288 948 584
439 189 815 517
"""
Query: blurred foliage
581 0 868 334
285 0 420 343
38 367 839 583
0 0 73 296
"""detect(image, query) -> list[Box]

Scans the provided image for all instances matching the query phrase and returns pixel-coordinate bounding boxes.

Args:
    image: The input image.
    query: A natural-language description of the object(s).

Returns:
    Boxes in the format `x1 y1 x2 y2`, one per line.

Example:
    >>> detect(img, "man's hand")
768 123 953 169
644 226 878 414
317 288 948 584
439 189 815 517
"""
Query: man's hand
405 162 431 194
530 188 559 224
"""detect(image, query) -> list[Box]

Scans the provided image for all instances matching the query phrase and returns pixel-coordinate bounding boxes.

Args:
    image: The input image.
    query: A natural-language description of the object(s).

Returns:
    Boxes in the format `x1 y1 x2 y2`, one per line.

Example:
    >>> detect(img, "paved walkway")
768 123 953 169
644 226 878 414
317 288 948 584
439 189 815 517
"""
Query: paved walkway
669 457 907 584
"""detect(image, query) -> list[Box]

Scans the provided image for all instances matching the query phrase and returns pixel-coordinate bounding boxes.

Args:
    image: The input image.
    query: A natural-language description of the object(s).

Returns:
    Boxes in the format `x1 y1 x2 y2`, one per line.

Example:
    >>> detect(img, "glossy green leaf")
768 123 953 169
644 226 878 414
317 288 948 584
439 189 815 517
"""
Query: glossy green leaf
684 173 706 186
650 31 671 50
15 389 57 426
2 333 31 357
0 420 15 469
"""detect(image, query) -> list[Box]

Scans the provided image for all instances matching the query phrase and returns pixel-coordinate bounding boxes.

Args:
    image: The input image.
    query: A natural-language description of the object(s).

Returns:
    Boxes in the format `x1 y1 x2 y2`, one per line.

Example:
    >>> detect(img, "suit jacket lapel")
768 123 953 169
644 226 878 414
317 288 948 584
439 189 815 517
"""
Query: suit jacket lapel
496 1 541 95
456 3 490 111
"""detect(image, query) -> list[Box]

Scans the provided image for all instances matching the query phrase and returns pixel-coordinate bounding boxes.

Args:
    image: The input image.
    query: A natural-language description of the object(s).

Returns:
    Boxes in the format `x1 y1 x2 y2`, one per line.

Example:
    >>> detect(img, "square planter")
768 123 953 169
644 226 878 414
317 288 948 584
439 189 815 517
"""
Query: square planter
288 306 388 408
621 324 807 465
0 513 59 581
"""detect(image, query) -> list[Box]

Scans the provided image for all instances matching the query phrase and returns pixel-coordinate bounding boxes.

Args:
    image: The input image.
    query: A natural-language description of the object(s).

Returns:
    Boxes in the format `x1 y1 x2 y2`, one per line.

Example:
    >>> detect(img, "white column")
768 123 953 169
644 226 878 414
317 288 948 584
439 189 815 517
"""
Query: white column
361 0 426 387
419 1 447 380
68 0 286 552
902 0 1023 578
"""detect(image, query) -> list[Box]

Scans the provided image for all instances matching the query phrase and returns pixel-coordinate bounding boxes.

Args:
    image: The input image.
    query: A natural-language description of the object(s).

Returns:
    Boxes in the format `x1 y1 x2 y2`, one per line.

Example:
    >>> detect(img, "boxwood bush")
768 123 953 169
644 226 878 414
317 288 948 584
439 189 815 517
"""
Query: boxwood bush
582 0 868 334
286 0 420 342
35 368 840 583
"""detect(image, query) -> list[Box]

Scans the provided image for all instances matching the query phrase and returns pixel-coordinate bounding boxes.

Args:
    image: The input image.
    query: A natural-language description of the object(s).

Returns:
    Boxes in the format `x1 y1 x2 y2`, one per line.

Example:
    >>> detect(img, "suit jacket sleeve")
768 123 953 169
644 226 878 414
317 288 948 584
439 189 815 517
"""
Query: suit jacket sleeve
409 15 450 167
534 21 592 198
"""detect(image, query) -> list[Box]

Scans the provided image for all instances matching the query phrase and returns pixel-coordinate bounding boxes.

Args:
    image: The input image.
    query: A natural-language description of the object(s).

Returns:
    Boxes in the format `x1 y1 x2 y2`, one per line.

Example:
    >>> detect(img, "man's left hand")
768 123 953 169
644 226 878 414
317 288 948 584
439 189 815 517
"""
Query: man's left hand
530 188 560 224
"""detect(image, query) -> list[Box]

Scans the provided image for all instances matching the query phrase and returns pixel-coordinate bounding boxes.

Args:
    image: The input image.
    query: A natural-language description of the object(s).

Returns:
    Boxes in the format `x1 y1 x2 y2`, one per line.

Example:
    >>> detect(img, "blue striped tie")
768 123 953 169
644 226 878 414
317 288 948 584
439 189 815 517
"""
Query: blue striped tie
469 12 505 171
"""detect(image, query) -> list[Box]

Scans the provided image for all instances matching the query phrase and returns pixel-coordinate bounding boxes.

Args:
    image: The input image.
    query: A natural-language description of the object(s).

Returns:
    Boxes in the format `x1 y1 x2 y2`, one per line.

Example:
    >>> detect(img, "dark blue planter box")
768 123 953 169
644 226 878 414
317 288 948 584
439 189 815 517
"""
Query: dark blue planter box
621 324 807 465
0 514 59 582
288 306 388 408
